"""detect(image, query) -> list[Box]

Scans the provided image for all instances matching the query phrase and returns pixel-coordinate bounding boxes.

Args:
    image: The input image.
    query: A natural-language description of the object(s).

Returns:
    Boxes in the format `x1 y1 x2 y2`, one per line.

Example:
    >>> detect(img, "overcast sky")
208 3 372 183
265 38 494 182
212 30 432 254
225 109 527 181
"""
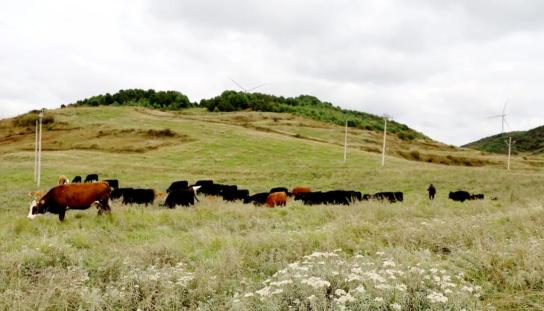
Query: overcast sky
1 0 543 145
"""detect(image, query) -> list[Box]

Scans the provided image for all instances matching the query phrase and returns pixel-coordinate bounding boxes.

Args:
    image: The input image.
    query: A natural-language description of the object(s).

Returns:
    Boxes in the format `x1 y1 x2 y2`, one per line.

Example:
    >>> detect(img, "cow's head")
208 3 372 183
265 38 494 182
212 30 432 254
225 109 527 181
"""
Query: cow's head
27 199 46 219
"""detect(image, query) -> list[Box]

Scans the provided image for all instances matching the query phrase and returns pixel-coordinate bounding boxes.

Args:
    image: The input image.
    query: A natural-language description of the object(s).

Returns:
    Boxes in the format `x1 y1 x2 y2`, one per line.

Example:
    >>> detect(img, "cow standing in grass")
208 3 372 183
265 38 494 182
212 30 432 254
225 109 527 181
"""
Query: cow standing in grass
28 182 111 221
267 192 287 208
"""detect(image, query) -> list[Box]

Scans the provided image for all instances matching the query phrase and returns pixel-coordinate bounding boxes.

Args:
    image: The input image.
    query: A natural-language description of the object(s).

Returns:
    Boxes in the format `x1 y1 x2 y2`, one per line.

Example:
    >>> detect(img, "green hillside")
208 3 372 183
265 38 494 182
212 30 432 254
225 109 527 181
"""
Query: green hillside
0 106 544 310
71 88 426 141
463 125 544 155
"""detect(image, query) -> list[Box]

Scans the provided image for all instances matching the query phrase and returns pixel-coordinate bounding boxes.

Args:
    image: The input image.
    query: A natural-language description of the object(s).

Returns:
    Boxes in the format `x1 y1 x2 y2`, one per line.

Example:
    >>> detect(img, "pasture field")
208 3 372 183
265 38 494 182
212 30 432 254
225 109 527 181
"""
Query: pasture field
0 106 543 310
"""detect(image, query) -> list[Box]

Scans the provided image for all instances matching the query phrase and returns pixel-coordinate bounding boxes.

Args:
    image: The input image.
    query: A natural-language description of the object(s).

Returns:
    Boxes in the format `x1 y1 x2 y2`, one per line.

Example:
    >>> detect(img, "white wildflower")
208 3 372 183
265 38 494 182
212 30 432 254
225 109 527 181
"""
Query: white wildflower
374 297 384 302
335 289 347 296
353 285 366 294
390 303 402 310
427 291 448 303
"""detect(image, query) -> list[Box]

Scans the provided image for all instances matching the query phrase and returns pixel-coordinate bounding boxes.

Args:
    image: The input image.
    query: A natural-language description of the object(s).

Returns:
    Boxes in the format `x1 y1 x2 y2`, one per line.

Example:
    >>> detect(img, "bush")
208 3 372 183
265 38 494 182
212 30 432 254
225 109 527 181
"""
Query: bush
13 113 55 127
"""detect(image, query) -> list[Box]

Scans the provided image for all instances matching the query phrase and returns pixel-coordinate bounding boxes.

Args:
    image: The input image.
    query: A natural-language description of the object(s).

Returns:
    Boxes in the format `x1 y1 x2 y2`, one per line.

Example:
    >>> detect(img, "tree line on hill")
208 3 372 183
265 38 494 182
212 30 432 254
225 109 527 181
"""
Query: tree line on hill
71 89 423 140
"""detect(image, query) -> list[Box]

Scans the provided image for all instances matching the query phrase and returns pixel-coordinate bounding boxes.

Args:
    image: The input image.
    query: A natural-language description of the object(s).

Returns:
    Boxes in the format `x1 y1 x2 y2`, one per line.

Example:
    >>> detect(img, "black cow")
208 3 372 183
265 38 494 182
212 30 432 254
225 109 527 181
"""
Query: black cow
195 180 214 186
84 174 99 183
295 190 361 205
449 191 471 202
163 188 199 208
122 188 155 206
363 192 403 203
104 179 119 190
270 187 289 195
223 189 250 202
376 192 403 203
243 192 269 205
72 176 82 183
167 180 189 193
470 194 484 200
111 187 132 200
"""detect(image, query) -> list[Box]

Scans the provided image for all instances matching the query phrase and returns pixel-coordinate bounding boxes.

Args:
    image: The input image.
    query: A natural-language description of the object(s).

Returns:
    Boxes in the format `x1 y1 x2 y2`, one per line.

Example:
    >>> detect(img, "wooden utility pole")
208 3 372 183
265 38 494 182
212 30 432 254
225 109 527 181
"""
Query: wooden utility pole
343 120 348 162
34 120 38 182
505 136 513 170
37 109 43 188
381 114 390 167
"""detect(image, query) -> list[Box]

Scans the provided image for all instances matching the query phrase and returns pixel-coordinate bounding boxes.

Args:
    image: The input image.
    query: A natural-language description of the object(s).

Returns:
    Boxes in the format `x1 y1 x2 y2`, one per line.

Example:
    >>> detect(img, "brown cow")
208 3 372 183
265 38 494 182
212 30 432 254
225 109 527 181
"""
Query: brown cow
291 187 311 196
28 182 111 221
266 191 287 208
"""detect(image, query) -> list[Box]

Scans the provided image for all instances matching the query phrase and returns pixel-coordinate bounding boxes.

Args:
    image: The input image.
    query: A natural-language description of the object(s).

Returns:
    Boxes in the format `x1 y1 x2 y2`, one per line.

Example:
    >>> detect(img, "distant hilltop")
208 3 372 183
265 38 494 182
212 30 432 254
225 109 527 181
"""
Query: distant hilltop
71 88 427 141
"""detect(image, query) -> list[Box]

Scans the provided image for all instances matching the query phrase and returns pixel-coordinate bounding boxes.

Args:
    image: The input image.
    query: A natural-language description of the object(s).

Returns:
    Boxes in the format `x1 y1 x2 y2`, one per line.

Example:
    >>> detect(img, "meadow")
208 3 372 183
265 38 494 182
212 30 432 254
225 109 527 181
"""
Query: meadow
0 106 543 310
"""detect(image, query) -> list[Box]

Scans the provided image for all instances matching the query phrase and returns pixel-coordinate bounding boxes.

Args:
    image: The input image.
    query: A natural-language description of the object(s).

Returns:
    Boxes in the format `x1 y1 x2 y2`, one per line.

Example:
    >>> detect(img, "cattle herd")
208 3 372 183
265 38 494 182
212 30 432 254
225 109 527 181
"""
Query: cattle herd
26 174 486 221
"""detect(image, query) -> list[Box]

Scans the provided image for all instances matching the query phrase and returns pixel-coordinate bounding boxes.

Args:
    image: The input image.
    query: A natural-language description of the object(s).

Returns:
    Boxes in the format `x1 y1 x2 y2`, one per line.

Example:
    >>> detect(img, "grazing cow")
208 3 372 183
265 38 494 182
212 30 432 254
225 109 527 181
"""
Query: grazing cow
223 189 250 202
364 192 404 203
291 187 311 196
196 182 229 196
267 191 287 208
27 182 111 221
295 190 361 205
122 188 155 206
270 187 289 195
84 174 99 183
243 192 269 205
163 186 200 208
427 184 436 200
167 180 189 193
72 176 82 183
58 175 69 185
449 191 471 202
104 179 119 190
111 187 132 200
470 194 484 200
374 192 403 203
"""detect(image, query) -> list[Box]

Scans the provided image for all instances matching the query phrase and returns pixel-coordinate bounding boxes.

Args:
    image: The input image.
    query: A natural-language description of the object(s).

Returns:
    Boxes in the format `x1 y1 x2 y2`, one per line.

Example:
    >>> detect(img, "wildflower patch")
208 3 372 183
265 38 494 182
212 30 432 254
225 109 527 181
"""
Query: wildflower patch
236 250 483 310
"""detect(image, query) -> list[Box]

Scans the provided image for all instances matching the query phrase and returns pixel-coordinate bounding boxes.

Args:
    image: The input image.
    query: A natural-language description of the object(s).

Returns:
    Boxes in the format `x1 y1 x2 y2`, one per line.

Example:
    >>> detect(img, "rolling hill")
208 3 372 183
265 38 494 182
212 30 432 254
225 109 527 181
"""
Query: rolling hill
1 105 544 310
463 125 544 155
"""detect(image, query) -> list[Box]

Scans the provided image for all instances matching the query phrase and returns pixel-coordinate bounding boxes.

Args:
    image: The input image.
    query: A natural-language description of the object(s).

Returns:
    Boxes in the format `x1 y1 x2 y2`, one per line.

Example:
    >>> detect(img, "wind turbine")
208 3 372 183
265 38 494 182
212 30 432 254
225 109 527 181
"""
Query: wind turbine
487 99 509 133
228 77 266 93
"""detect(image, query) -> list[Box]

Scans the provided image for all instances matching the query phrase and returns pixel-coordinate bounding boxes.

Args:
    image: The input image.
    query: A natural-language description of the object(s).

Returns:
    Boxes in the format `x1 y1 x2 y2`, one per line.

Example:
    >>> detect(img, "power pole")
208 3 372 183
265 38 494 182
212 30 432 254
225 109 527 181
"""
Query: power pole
34 119 38 182
37 109 43 188
505 136 514 170
381 114 390 167
343 120 348 162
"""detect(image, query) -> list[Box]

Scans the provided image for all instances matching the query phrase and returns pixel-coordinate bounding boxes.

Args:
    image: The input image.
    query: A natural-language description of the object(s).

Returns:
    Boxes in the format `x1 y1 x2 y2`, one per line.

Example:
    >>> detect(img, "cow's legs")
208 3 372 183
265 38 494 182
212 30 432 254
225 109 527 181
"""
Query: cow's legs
58 209 66 221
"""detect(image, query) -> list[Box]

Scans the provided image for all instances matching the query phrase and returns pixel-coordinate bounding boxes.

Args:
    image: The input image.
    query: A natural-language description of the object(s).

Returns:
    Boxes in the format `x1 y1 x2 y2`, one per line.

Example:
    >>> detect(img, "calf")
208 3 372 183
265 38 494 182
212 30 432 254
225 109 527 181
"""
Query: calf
267 191 287 208
72 176 82 183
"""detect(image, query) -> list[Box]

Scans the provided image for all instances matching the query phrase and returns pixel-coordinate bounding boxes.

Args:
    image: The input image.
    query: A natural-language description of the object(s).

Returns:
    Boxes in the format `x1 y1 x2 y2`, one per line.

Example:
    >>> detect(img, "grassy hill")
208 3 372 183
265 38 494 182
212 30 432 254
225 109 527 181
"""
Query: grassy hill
71 88 427 141
463 125 544 155
1 106 544 310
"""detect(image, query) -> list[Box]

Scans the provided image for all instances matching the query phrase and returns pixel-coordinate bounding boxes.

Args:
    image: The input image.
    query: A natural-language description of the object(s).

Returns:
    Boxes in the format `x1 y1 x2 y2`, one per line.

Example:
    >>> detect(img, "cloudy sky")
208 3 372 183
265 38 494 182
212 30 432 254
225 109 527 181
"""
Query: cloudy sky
1 0 543 145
